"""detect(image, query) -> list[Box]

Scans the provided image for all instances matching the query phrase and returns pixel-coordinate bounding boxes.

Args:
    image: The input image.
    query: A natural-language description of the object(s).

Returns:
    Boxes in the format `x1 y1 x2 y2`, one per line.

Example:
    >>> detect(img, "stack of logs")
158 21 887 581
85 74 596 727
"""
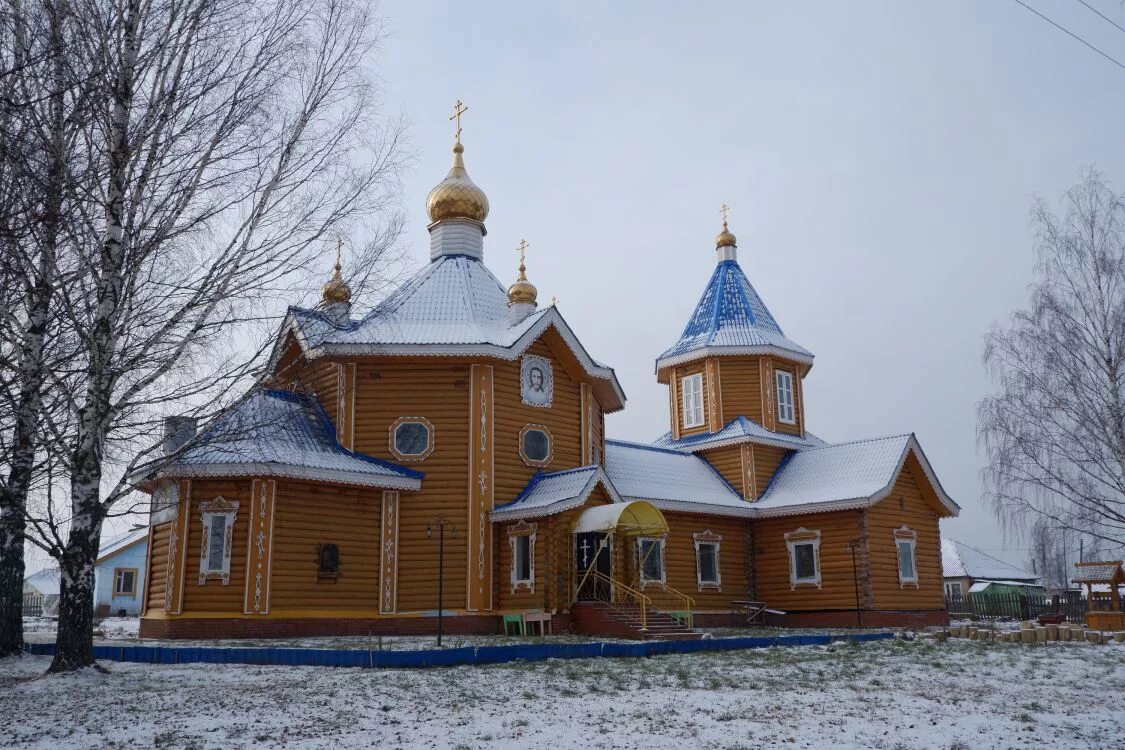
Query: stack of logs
947 622 1125 645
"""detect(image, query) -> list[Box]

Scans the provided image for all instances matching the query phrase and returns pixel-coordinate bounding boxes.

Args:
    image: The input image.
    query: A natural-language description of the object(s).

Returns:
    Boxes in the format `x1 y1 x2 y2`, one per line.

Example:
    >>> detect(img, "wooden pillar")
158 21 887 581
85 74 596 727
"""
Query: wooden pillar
580 383 591 465
243 479 277 615
467 364 495 611
705 359 723 432
336 362 357 451
740 443 757 501
380 490 399 614
669 367 681 441
164 480 191 615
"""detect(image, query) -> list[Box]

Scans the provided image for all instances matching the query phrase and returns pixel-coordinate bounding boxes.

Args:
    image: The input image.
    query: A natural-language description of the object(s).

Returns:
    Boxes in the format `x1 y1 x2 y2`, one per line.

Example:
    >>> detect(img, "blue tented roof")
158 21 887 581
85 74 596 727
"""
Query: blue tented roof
656 259 812 370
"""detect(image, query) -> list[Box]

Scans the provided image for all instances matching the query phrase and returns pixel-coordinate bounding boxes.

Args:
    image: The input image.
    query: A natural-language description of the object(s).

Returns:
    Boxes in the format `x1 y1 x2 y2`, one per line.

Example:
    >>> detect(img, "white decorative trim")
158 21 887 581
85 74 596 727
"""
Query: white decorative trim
156 462 421 491
508 521 537 593
656 344 815 372
519 424 553 468
680 372 704 429
636 536 667 589
199 497 240 585
490 470 624 521
380 491 399 613
389 416 434 462
775 369 796 425
243 479 276 614
894 525 919 588
785 527 822 590
693 530 722 591
520 355 553 408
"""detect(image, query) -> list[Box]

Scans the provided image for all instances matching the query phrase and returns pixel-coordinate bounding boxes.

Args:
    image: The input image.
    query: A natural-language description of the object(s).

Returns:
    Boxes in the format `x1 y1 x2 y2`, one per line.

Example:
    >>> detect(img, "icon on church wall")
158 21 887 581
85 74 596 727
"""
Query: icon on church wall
520 355 553 407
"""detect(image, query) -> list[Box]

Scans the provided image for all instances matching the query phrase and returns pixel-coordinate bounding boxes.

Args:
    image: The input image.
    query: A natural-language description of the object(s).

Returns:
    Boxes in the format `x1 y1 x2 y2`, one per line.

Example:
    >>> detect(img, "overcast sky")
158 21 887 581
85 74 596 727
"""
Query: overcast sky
367 0 1125 568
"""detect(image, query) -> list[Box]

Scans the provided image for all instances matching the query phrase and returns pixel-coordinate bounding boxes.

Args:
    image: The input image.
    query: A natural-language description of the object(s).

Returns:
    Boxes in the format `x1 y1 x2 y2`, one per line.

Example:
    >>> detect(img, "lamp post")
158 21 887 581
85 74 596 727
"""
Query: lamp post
427 518 456 647
848 539 863 629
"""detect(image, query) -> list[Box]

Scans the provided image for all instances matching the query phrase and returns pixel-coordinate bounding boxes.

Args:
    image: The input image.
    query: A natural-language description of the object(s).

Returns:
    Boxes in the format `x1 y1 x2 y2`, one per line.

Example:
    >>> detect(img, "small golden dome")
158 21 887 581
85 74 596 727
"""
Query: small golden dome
426 143 490 223
716 219 737 249
322 249 351 305
508 240 537 305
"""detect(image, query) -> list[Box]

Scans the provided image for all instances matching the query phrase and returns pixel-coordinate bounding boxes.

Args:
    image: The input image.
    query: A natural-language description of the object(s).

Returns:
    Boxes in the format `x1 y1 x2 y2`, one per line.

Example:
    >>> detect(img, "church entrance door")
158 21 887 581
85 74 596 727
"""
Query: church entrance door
575 532 611 601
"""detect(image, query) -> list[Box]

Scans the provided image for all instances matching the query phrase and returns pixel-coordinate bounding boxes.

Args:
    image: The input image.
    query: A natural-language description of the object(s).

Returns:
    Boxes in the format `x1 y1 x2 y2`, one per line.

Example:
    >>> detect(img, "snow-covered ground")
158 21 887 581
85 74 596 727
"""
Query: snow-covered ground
23 616 139 641
2 637 1123 749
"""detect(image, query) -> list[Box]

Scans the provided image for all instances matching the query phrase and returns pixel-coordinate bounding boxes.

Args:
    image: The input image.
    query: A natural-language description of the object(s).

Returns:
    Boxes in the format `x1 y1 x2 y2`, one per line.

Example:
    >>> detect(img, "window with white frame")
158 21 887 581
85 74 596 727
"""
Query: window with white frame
637 537 666 587
944 581 961 599
776 369 796 424
681 373 704 429
693 531 722 590
895 526 919 587
785 528 821 588
508 521 536 593
113 568 137 597
199 497 239 585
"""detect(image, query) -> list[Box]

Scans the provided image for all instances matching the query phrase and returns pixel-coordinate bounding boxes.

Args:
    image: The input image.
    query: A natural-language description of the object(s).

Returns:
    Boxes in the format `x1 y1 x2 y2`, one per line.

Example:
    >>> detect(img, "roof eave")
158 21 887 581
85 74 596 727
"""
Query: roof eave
155 462 422 491
655 345 814 377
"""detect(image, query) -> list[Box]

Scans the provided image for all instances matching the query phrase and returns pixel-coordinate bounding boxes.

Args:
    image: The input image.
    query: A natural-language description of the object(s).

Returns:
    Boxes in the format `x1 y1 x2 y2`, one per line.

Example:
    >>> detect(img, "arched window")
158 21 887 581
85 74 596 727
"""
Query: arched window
519 424 552 467
390 417 434 461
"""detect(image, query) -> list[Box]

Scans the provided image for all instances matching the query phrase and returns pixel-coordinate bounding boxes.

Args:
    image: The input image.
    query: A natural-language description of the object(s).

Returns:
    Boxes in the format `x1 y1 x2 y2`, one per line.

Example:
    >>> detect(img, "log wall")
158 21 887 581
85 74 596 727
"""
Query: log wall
144 522 172 614
750 509 864 611
181 479 252 613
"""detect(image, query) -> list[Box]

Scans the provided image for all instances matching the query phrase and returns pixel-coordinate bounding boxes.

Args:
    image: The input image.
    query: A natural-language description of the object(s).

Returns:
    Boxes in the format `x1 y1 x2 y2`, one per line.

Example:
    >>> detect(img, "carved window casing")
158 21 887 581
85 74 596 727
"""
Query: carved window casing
519 424 552 468
199 497 239 585
693 531 722 591
776 369 796 424
680 373 704 428
390 416 434 461
785 527 821 589
508 521 537 593
636 536 667 588
895 526 919 587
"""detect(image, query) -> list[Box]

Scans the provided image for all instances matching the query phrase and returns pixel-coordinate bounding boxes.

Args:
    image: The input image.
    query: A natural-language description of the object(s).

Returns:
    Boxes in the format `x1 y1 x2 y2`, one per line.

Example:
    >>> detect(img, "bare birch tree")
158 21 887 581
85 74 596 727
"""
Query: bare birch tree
980 169 1125 553
5 0 406 672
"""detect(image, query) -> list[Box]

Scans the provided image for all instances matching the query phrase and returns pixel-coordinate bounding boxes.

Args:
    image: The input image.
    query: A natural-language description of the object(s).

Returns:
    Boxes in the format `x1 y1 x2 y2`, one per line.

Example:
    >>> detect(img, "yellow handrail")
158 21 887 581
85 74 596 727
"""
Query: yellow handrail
659 583 696 629
579 570 653 630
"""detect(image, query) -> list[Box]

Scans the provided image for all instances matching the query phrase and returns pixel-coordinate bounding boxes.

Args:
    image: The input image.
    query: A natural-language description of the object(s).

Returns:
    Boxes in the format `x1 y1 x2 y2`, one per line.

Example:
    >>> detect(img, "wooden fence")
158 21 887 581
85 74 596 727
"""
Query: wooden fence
23 593 44 617
945 592 1086 623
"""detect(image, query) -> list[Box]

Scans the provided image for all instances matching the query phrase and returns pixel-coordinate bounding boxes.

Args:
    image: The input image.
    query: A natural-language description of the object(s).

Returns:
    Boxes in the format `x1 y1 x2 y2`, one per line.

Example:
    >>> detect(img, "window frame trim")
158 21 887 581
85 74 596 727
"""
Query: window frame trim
389 416 435 462
693 530 722 591
508 521 537 593
680 372 705 429
775 369 796 425
636 535 667 589
112 567 139 598
894 526 919 588
785 527 822 589
518 423 553 468
198 497 239 585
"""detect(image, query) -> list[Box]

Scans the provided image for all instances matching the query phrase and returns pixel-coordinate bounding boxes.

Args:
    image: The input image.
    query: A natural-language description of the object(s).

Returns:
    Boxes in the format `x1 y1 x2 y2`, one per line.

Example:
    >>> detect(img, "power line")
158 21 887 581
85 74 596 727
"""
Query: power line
1076 0 1125 37
1012 0 1125 72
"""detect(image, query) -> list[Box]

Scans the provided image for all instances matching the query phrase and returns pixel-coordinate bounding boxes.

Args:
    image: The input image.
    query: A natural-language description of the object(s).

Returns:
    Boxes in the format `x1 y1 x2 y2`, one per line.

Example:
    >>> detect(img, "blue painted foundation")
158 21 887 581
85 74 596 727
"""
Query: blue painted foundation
23 632 892 670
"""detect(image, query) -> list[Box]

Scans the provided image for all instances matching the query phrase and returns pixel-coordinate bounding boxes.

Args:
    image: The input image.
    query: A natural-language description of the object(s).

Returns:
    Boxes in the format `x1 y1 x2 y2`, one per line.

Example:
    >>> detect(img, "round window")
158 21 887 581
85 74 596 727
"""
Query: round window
393 420 432 459
521 427 551 465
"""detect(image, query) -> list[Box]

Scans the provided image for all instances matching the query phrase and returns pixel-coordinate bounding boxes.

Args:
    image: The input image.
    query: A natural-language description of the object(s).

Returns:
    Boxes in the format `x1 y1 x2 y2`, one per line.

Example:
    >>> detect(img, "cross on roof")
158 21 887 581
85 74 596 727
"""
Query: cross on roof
720 203 730 225
450 99 468 144
517 239 528 266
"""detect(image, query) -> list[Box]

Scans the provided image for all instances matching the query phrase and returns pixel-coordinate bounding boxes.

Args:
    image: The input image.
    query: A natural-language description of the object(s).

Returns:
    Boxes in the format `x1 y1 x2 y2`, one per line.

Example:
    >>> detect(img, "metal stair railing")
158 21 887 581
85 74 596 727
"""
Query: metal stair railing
576 570 652 631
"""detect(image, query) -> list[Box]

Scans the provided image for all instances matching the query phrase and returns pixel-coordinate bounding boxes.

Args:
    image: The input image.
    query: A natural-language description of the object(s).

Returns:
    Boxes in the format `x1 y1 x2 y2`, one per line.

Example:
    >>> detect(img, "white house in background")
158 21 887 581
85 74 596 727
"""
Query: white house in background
941 537 1043 598
94 527 149 617
23 568 61 616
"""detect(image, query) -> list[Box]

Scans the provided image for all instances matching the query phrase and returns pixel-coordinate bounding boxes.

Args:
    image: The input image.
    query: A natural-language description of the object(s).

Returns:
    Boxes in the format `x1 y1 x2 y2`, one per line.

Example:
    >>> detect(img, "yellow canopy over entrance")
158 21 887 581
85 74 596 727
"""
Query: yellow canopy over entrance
570 500 668 537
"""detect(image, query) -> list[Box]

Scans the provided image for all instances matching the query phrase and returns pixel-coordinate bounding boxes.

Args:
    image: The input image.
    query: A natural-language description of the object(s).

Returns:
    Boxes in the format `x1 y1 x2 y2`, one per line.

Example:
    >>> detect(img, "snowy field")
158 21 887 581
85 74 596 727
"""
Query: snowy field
3 637 1124 749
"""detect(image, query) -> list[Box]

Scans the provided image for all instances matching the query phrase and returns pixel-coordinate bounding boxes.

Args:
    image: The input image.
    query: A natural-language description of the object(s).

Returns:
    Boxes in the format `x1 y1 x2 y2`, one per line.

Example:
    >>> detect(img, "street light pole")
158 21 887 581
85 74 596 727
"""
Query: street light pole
427 518 456 648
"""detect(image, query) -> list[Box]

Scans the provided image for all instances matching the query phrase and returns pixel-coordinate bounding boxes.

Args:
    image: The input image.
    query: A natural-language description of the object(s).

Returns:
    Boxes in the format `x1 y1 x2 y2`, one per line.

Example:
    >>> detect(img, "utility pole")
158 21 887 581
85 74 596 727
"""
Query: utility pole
427 517 456 648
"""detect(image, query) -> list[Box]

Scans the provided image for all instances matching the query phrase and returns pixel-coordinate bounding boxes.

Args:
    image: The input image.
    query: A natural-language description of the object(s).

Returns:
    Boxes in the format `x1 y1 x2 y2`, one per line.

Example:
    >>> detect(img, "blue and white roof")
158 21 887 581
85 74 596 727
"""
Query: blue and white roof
491 466 621 521
153 389 422 491
656 258 813 371
96 527 148 564
654 416 826 453
277 255 625 410
604 440 751 517
753 434 958 518
942 538 1040 583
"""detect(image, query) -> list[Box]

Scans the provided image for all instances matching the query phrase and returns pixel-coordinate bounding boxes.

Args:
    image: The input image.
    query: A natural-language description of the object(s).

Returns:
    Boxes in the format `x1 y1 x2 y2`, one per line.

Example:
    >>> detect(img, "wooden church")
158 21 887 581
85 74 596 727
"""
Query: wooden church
137 108 959 639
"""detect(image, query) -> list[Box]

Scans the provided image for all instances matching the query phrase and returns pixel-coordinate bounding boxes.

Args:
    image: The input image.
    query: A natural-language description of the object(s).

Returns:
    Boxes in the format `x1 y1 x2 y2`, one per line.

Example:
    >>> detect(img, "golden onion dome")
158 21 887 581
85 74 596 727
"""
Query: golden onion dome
508 241 537 305
715 218 737 249
426 143 490 223
322 260 351 304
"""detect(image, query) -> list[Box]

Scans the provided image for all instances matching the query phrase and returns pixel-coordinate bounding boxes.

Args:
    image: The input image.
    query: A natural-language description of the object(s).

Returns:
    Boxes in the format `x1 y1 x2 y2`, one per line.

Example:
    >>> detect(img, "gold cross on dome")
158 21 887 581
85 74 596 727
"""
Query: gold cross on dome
449 99 468 143
517 239 528 265
720 203 730 225
334 236 343 269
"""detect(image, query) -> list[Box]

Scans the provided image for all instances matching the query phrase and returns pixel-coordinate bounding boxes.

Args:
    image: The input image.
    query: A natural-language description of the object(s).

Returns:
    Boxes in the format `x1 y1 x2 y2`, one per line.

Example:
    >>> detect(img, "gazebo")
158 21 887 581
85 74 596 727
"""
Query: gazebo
1073 561 1125 632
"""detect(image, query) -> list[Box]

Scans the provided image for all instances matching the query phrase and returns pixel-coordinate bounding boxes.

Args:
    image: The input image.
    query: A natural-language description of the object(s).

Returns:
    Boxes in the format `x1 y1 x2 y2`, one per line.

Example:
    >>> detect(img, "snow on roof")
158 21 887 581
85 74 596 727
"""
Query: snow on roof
752 434 959 517
279 256 626 410
604 440 750 516
656 259 813 371
155 389 422 491
1072 562 1124 584
968 580 1044 593
941 538 1040 582
25 568 60 596
653 416 825 453
96 527 148 563
491 466 620 521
